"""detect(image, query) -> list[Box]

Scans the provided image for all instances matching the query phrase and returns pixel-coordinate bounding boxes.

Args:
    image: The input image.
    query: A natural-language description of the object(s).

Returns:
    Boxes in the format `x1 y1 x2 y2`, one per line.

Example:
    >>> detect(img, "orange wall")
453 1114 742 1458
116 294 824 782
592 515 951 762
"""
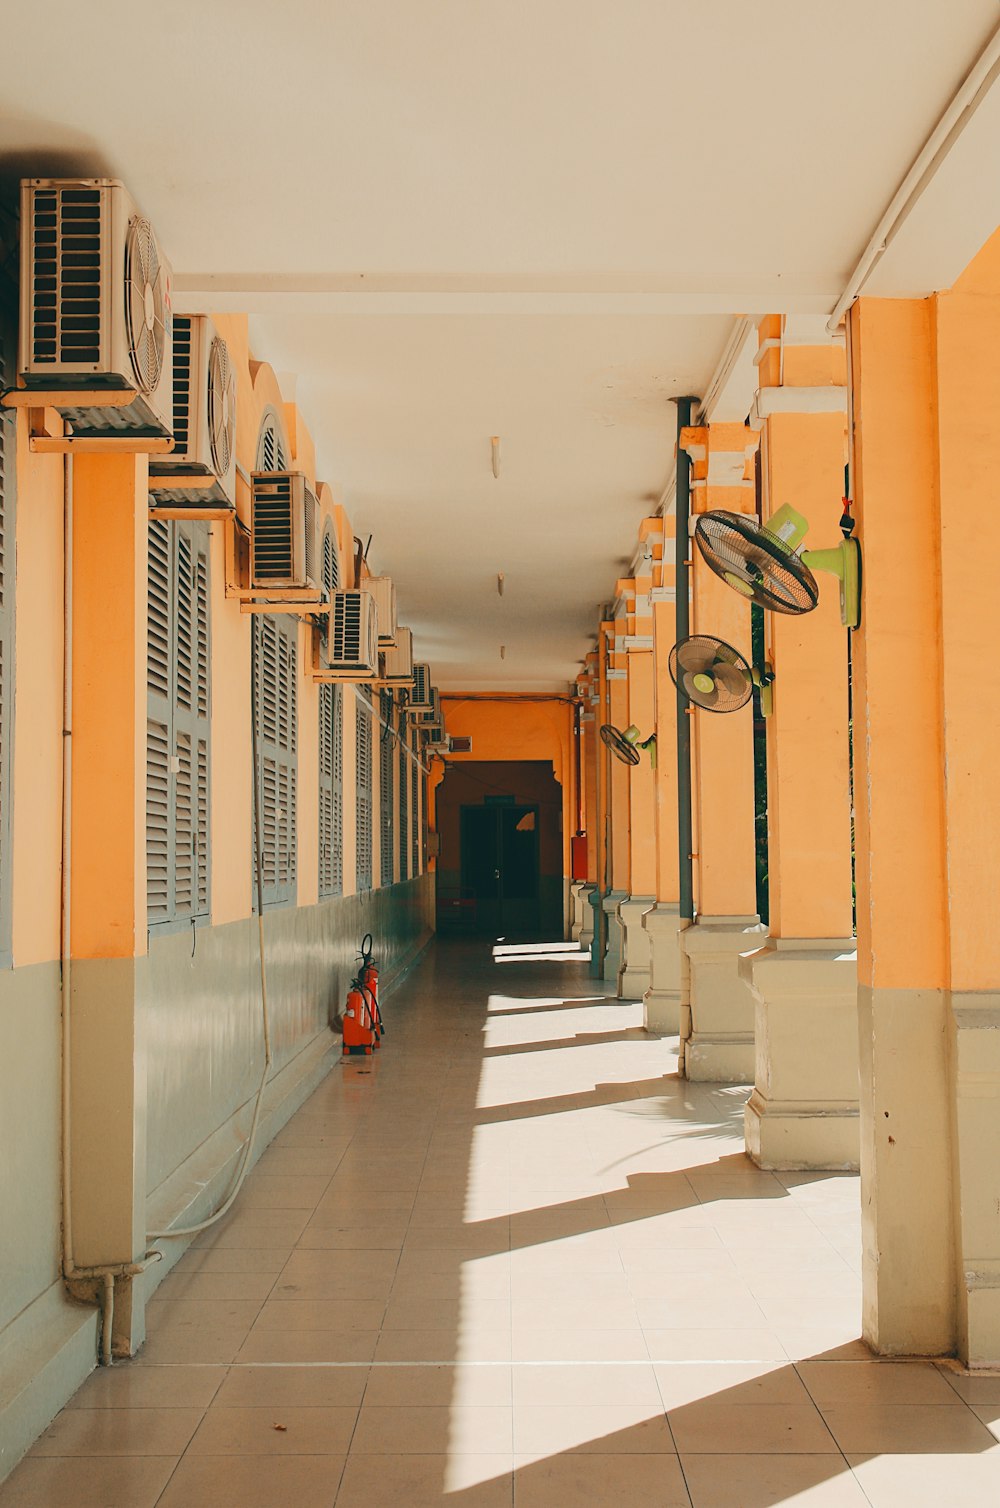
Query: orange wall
437 696 575 876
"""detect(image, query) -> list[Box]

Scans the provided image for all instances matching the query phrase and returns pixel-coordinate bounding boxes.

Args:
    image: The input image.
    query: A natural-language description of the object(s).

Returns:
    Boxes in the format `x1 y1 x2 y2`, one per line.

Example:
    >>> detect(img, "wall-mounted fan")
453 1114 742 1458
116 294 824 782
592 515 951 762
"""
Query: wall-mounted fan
668 635 775 717
694 503 860 629
600 722 657 768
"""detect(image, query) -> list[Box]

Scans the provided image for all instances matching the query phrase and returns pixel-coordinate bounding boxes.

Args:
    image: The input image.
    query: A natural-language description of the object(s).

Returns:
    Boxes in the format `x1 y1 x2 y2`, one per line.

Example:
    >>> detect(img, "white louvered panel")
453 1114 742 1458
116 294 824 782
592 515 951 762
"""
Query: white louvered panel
380 693 393 885
411 733 420 876
356 687 373 893
146 718 170 919
174 731 193 914
147 519 170 700
262 757 278 889
196 737 209 912
175 533 194 711
195 548 209 720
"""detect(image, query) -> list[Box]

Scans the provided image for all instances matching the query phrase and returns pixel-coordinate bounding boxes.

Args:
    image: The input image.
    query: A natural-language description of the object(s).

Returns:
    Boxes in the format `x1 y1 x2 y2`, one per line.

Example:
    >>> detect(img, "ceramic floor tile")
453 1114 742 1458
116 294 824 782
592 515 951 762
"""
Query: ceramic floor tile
148 1270 277 1304
235 1329 379 1364
363 1365 513 1407
31 1407 203 1457
0 1456 178 1507
66 1364 226 1410
682 1453 869 1506
822 1401 997 1453
654 1362 813 1410
351 1404 512 1454
214 1365 370 1408
156 1453 346 1508
797 1359 966 1407
512 1362 661 1406
335 1453 513 1507
512 1451 690 1506
847 1451 1000 1508
669 1400 838 1454
512 1401 674 1459
188 1404 358 1454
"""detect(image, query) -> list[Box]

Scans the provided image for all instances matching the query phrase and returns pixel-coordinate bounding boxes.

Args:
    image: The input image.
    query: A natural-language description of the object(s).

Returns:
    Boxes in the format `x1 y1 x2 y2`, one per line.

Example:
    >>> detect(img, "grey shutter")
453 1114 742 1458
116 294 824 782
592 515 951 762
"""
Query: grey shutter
318 524 342 899
0 301 16 962
355 687 372 892
253 613 297 906
410 726 420 876
146 519 211 929
379 691 393 886
398 718 409 883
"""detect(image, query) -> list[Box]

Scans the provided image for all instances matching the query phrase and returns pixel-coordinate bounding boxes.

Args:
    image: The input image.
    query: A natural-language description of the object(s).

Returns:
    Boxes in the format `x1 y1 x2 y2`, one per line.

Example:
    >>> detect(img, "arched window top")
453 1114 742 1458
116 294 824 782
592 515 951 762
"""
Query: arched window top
256 406 289 472
322 520 340 598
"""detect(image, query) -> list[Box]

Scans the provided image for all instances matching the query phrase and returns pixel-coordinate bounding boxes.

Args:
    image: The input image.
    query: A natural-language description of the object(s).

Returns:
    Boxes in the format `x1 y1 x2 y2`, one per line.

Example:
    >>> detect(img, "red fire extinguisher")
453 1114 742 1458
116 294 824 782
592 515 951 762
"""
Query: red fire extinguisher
358 933 383 1041
342 977 376 1056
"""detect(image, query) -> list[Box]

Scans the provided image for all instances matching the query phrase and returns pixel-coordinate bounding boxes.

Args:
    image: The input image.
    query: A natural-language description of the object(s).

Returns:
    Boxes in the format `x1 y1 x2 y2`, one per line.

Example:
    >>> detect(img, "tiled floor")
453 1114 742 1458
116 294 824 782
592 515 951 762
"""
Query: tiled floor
4 938 1000 1506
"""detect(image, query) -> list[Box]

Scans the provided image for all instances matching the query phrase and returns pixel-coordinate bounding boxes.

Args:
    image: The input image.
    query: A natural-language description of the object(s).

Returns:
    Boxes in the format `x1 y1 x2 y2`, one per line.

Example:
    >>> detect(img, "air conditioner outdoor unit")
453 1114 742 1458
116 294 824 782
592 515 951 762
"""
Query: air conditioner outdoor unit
425 724 448 748
380 626 414 686
149 315 236 517
410 663 432 710
417 688 441 725
18 178 174 445
314 590 379 682
361 575 398 647
250 471 318 593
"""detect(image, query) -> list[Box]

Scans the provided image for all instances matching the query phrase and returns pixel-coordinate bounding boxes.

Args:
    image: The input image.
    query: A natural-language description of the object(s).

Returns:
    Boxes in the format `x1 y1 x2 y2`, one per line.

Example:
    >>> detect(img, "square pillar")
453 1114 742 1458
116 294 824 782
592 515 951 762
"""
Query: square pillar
851 247 1000 1362
678 424 762 1079
743 320 859 1168
643 534 683 1033
69 453 150 1354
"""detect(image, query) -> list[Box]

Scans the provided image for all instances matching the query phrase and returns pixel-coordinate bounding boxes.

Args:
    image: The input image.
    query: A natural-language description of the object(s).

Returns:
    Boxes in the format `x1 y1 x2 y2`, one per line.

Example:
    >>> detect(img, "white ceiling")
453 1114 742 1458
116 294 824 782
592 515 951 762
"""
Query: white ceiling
3 0 999 687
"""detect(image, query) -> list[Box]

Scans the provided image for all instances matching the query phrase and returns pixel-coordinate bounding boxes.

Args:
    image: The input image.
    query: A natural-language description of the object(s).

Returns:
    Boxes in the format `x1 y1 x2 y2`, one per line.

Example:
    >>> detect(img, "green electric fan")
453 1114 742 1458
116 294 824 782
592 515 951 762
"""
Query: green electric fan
668 635 775 717
694 503 861 629
600 722 657 768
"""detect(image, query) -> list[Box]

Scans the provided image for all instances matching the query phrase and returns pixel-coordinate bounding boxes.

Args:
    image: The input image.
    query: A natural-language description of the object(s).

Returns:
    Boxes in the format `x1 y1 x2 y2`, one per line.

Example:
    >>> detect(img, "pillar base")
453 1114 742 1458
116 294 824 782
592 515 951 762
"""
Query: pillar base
741 938 859 1171
642 903 681 1033
617 895 654 999
682 917 765 1082
586 887 604 975
602 891 628 984
569 881 589 942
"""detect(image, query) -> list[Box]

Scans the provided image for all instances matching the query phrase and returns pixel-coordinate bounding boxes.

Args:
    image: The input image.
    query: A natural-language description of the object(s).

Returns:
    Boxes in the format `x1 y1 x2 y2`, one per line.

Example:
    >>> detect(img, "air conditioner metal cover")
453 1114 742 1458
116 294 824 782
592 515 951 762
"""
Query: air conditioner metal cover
362 575 398 647
149 313 236 514
19 177 174 440
410 662 433 709
382 626 414 684
328 590 379 678
250 471 318 590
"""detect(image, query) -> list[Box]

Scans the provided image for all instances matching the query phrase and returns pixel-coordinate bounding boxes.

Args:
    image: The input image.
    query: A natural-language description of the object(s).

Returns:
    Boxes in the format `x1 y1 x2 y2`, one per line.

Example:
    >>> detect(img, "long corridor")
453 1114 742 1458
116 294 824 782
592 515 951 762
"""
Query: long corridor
5 941 1000 1507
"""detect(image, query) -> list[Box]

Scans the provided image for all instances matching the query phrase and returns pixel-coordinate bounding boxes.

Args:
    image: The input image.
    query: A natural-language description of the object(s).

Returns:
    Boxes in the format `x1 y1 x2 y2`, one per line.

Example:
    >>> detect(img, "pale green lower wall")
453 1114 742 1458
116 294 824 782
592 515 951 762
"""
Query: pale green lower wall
0 875 434 1486
145 874 433 1200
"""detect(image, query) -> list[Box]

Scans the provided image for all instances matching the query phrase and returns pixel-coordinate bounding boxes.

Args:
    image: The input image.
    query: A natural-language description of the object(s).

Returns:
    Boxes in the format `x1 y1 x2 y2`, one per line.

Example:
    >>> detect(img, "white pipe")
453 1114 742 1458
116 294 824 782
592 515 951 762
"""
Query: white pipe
828 18 1000 332
60 455 74 1279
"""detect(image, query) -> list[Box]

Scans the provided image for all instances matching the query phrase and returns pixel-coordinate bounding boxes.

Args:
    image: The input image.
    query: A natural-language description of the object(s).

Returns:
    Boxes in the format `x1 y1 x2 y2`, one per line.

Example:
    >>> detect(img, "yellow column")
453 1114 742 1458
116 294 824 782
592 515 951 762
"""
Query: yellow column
742 319 859 1170
616 568 657 998
643 522 683 1031
852 238 1000 1362
602 622 630 984
69 451 149 1352
576 663 599 947
680 422 764 1080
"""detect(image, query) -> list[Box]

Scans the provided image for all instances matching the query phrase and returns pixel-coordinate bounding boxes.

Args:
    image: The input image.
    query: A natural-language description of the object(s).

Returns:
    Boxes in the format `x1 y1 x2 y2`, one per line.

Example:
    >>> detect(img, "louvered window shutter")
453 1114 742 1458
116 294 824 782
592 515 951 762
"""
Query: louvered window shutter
410 725 420 876
318 523 343 899
253 614 298 907
355 687 373 893
379 691 393 886
398 718 409 883
146 519 211 930
0 303 16 961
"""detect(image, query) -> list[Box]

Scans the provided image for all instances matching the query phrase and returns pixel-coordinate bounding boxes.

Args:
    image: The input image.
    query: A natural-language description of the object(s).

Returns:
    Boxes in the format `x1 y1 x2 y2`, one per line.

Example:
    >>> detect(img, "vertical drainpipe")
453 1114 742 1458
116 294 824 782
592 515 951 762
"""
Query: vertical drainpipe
589 619 609 977
674 397 696 1071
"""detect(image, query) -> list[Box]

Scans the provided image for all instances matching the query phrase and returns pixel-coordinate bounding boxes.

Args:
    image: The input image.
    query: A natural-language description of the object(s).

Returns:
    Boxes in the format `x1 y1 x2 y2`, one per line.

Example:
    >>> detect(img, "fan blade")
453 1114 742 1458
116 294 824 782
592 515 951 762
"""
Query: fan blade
682 670 718 708
675 638 717 674
712 662 751 698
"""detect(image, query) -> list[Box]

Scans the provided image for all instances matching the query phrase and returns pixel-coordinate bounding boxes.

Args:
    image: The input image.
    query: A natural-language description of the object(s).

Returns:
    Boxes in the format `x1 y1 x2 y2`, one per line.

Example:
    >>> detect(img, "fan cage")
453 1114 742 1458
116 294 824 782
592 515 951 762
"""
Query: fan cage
695 510 818 615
